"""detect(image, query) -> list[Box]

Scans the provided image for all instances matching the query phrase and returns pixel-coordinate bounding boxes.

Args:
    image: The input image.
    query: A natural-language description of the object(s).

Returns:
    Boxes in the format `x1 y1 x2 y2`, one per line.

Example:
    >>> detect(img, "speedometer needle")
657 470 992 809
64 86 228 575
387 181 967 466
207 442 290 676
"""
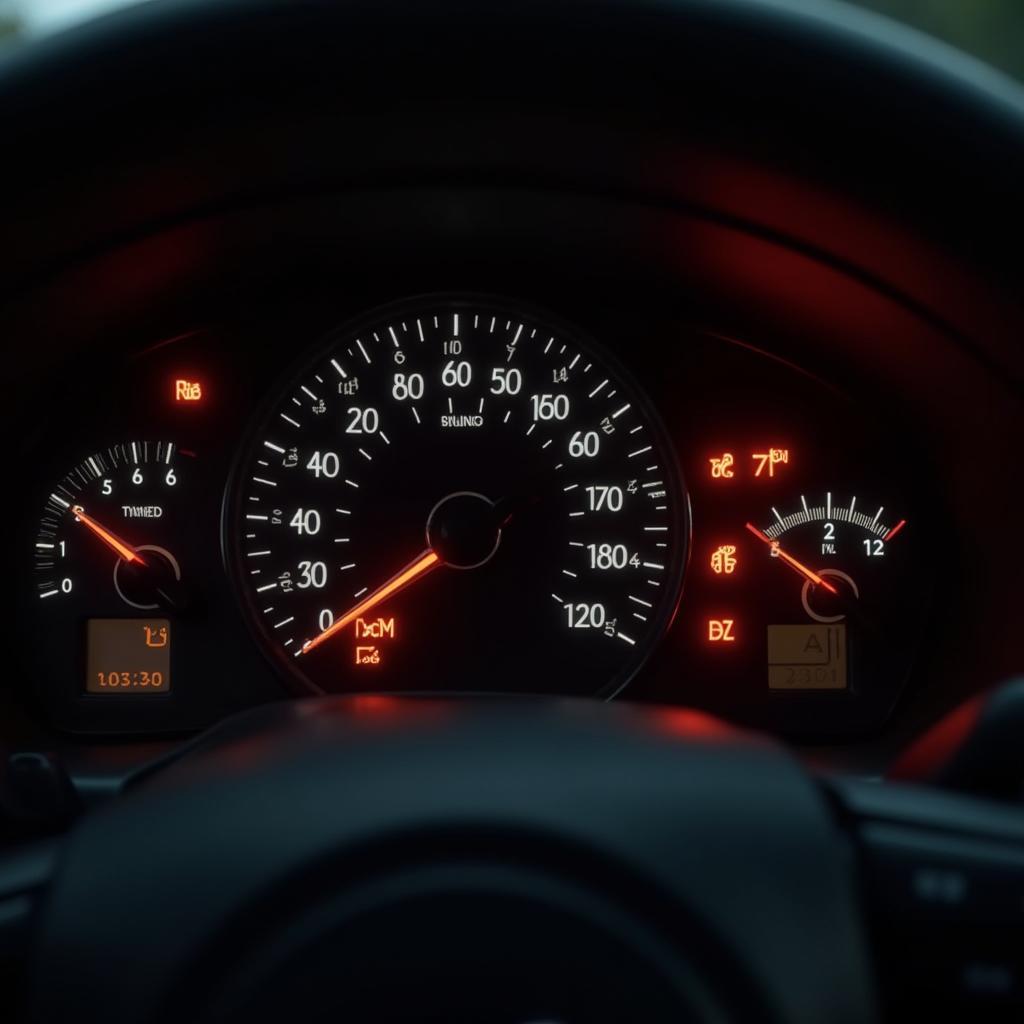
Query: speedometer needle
300 549 440 655
744 522 838 594
71 505 147 565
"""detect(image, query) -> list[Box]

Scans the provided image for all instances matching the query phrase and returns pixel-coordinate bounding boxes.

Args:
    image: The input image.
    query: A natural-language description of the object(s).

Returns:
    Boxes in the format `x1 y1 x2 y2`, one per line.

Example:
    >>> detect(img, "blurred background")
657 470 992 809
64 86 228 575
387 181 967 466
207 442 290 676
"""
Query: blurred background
0 0 1021 82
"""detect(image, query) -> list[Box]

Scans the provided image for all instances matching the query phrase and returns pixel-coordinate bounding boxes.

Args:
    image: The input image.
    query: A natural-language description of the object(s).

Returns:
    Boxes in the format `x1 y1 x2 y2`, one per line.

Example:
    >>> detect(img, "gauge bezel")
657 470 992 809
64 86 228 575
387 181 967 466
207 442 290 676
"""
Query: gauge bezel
221 292 690 699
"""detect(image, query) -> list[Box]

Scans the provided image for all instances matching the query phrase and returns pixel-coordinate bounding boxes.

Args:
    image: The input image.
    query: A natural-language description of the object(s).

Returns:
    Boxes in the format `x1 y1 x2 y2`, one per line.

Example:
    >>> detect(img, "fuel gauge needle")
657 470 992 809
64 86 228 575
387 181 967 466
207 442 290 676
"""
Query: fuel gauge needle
300 549 441 655
745 522 838 594
71 505 147 565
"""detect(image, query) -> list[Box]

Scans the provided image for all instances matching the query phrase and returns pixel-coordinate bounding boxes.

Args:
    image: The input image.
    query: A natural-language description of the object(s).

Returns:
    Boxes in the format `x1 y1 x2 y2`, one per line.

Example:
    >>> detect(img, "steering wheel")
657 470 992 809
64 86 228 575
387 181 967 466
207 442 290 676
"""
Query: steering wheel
1 2 1022 1022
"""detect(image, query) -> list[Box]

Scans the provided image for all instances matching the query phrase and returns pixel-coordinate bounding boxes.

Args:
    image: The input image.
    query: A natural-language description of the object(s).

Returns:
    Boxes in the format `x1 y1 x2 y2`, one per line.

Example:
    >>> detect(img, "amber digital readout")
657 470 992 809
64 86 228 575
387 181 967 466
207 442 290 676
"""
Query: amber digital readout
767 624 847 690
86 618 171 693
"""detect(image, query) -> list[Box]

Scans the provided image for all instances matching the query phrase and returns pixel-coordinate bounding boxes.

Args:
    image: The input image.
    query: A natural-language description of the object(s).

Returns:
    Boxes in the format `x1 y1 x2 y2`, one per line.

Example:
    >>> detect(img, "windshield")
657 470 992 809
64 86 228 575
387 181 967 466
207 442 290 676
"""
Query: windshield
0 0 1022 83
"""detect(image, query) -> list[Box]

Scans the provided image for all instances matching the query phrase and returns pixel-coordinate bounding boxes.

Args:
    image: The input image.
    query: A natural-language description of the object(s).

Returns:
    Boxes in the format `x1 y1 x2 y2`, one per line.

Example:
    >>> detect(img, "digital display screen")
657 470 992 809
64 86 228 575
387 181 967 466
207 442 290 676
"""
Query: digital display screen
767 624 847 690
86 619 171 694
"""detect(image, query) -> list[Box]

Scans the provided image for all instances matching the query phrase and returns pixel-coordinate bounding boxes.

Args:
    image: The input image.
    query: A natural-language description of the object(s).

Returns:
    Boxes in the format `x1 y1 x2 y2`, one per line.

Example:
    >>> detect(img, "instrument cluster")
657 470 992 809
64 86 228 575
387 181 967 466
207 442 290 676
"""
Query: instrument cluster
14 293 939 740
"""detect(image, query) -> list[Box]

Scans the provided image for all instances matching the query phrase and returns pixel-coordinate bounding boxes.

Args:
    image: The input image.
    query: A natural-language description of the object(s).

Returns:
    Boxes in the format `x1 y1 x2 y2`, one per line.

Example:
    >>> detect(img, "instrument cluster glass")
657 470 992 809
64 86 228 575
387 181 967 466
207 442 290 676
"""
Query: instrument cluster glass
13 293 936 738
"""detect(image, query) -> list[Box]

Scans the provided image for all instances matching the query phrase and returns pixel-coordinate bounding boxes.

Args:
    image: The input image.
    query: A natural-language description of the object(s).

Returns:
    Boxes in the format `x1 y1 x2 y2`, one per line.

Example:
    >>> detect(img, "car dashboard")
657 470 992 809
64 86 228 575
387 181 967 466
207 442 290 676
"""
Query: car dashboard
1 0 1023 783
2 4 1024 1023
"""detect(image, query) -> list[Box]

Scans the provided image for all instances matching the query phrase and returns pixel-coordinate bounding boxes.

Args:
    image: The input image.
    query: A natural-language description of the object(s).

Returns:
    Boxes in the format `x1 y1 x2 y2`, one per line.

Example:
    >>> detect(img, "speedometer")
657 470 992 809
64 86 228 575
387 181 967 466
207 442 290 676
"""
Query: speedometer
226 296 686 696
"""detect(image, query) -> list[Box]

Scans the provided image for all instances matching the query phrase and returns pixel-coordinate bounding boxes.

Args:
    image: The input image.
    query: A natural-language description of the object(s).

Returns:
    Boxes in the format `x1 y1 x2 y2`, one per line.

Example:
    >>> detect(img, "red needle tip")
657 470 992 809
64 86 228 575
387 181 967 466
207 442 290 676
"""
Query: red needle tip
71 506 146 565
744 522 838 594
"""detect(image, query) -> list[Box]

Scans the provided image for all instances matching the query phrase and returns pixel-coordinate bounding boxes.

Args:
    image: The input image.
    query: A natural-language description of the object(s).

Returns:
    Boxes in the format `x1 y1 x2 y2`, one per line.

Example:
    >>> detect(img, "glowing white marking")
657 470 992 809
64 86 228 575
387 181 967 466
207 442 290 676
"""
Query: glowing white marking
264 441 286 454
331 358 347 378
356 339 371 364
627 446 652 458
281 413 300 428
301 385 319 401
617 632 636 646
256 582 278 592
253 477 277 487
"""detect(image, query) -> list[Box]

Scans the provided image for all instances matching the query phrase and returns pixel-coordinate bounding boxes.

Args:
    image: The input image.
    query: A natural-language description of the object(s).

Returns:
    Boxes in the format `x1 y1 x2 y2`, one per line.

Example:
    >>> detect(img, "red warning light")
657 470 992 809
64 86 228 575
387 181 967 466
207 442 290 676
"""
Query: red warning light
174 379 203 402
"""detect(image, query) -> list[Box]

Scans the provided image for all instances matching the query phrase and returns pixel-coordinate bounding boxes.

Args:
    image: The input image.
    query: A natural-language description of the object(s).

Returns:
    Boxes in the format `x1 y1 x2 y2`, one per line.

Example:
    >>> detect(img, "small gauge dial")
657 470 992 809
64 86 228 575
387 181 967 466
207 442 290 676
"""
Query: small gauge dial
31 442 196 697
227 296 687 697
741 492 916 696
35 442 191 610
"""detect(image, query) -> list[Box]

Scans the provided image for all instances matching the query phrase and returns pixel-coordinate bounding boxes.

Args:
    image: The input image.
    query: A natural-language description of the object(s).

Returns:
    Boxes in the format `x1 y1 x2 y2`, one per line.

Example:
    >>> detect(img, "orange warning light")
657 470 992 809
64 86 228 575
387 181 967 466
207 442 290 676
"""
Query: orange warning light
710 545 738 575
709 453 735 479
174 379 203 402
707 619 736 643
356 616 396 640
355 645 381 666
752 448 789 477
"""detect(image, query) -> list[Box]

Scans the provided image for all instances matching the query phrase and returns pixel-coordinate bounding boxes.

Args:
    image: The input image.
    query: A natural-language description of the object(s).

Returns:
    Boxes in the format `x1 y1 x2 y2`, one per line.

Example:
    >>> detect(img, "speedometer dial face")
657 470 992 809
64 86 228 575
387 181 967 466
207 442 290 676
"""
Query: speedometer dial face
227 297 686 696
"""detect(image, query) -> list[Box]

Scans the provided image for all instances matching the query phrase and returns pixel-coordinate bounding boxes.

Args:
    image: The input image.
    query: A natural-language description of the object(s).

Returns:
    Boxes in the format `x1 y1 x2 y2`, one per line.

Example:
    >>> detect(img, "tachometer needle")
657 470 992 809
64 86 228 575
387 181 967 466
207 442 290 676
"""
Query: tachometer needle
71 505 146 565
744 522 837 594
300 549 440 655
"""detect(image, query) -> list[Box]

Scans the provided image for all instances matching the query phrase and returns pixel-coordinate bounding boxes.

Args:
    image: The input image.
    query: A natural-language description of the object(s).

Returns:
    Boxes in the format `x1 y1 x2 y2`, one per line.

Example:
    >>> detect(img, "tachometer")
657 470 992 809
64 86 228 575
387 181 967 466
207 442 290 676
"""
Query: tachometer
226 296 686 696
31 441 195 697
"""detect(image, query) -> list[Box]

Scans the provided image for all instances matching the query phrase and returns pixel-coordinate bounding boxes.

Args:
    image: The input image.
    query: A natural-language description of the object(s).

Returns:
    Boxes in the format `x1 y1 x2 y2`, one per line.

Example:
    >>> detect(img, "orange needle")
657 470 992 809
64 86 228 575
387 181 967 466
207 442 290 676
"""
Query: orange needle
71 505 146 565
744 522 838 594
300 549 440 655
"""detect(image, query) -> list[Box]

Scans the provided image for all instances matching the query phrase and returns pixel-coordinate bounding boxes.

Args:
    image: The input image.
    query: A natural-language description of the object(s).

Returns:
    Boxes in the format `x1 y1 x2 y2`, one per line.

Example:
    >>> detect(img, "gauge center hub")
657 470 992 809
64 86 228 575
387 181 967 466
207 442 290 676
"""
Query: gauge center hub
426 490 502 570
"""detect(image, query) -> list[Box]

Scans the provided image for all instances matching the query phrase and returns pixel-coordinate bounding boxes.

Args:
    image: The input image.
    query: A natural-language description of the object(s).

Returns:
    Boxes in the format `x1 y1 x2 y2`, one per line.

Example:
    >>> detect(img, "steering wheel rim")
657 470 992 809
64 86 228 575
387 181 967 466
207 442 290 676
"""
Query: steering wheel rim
28 698 874 1023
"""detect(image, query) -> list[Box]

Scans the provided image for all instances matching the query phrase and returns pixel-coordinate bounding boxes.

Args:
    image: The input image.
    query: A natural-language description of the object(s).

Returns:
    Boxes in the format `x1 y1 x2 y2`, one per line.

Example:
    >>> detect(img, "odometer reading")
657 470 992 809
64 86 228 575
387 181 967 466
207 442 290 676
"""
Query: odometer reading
228 297 686 697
